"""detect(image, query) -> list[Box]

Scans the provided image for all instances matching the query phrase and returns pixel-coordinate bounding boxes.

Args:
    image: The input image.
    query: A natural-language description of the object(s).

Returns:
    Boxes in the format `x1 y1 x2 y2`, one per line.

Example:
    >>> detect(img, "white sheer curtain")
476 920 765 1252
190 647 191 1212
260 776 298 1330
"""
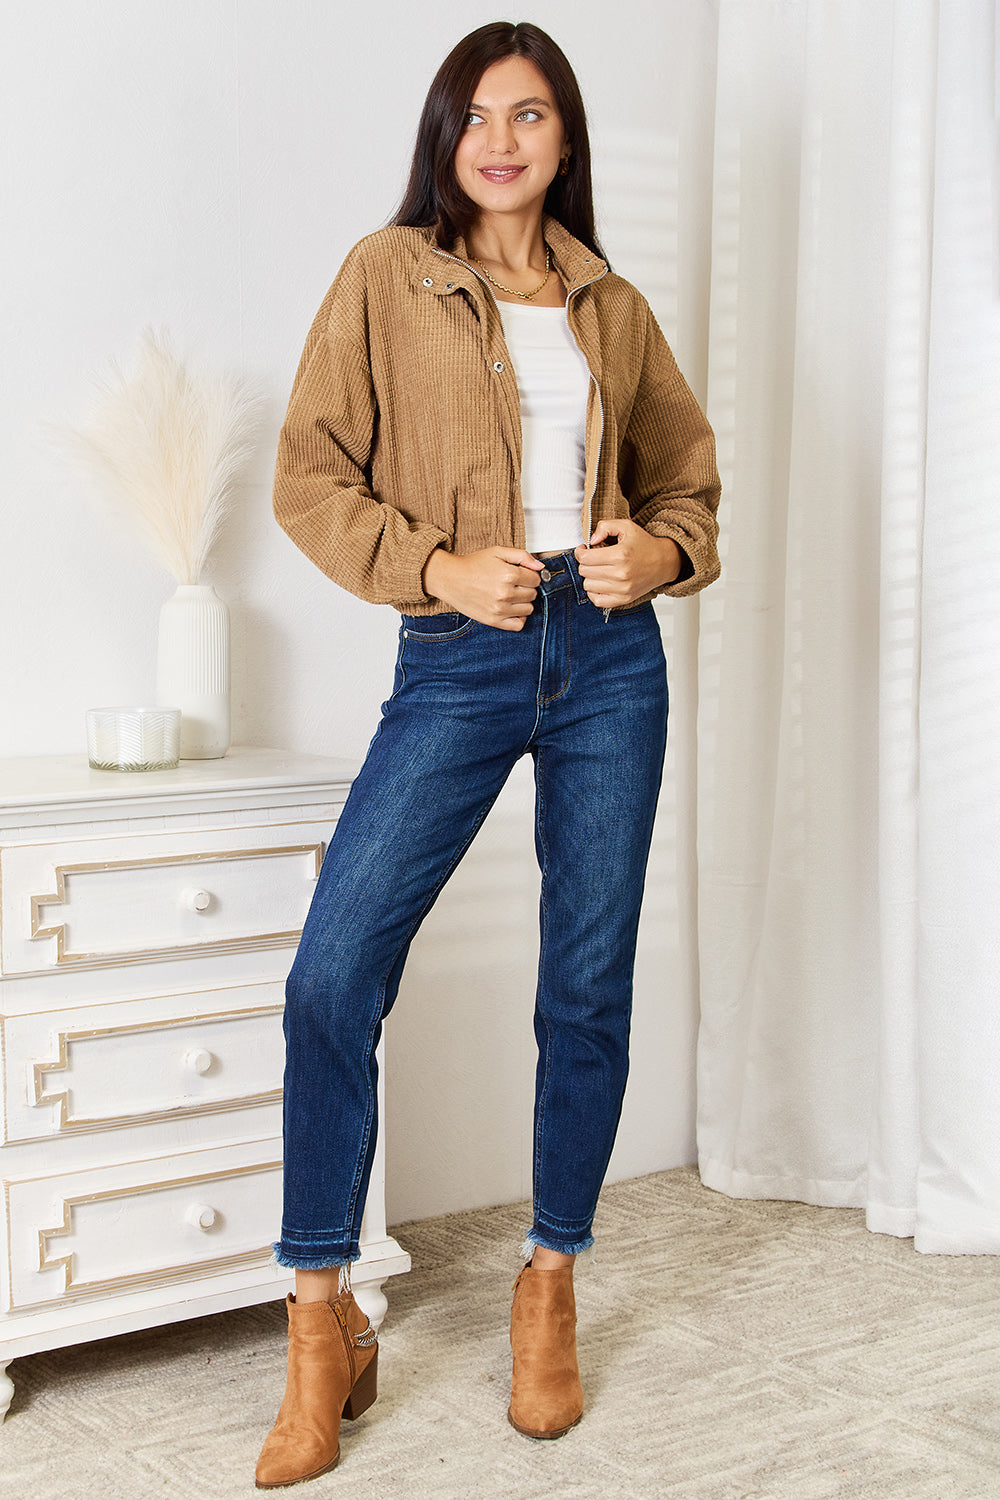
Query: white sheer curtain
694 0 1000 1252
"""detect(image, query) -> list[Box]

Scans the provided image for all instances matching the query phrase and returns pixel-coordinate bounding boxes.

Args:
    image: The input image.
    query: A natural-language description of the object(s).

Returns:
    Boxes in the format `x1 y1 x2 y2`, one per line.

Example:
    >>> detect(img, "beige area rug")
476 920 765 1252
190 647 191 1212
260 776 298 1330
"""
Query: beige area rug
2 1167 998 1499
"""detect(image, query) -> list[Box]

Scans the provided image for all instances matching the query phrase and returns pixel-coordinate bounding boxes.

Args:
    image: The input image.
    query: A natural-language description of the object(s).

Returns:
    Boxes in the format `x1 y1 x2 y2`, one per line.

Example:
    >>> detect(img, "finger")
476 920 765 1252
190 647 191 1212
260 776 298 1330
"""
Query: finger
577 555 626 577
506 566 541 588
588 518 630 547
582 577 627 604
496 548 545 572
492 594 534 618
577 542 625 566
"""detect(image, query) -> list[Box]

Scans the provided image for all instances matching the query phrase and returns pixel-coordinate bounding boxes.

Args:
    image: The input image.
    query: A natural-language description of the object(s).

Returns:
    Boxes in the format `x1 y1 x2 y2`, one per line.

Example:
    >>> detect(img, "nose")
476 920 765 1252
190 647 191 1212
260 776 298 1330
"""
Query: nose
486 118 517 155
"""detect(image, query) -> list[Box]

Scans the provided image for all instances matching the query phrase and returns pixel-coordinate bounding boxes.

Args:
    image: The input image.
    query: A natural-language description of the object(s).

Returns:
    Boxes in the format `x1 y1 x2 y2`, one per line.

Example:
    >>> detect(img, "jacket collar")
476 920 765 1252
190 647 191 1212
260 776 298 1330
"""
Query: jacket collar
412 215 607 299
538 215 607 294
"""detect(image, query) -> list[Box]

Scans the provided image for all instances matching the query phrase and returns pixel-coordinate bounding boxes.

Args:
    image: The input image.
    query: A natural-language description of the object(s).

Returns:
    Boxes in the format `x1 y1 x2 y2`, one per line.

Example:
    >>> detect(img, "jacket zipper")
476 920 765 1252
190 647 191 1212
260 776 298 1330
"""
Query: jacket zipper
563 273 607 555
564 273 612 619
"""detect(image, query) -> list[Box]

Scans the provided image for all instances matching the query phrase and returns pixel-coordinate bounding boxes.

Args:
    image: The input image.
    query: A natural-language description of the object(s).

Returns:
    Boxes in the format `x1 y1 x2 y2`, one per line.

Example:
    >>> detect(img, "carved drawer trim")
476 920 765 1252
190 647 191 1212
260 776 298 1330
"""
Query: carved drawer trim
5 1153 284 1309
26 842 323 966
27 1003 283 1137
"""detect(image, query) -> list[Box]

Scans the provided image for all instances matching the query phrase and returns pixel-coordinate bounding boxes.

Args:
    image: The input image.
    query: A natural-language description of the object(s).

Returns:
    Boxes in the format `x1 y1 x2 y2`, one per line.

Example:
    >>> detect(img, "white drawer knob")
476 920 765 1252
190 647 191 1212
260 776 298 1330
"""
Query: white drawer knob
182 888 212 913
185 1202 218 1231
184 1048 215 1076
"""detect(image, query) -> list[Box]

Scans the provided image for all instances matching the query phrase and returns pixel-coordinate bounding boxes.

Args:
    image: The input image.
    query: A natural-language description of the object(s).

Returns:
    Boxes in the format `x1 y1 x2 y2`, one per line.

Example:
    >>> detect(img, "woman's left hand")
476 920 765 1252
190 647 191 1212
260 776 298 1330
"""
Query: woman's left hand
575 519 683 609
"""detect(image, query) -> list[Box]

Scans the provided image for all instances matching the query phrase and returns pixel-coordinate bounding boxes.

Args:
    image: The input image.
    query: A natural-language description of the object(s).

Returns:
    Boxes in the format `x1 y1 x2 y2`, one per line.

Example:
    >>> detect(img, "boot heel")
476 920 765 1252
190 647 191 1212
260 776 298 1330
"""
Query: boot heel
342 1346 378 1421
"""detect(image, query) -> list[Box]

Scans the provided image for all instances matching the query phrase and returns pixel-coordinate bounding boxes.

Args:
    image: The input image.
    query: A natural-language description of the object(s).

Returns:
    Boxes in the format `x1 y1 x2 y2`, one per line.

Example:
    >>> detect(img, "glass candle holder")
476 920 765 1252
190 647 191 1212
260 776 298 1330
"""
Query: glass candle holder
86 707 181 772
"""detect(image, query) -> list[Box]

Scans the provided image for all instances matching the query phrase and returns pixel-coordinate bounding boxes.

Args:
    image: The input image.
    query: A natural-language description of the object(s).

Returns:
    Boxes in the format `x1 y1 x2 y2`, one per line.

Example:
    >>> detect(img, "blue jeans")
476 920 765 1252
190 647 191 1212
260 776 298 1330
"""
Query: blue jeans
274 551 668 1266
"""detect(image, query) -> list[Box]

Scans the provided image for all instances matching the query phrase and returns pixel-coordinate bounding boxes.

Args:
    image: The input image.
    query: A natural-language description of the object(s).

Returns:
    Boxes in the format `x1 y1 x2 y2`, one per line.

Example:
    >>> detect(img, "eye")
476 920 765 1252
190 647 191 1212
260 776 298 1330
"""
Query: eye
464 111 484 126
516 109 543 122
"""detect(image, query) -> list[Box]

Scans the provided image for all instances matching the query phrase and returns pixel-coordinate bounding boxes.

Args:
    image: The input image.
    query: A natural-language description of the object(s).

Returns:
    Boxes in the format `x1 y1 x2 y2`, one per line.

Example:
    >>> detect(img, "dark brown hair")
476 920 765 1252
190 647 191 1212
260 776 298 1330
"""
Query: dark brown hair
391 21 607 261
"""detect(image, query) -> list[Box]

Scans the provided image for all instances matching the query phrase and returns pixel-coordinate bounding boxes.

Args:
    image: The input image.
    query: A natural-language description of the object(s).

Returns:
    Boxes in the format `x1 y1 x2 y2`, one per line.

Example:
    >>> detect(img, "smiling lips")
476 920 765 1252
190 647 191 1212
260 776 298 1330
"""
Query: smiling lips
479 166 526 184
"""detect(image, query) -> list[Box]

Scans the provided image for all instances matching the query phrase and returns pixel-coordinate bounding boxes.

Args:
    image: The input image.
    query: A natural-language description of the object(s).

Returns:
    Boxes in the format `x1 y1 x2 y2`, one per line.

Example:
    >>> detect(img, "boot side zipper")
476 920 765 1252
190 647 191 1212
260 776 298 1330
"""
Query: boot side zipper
333 1300 356 1387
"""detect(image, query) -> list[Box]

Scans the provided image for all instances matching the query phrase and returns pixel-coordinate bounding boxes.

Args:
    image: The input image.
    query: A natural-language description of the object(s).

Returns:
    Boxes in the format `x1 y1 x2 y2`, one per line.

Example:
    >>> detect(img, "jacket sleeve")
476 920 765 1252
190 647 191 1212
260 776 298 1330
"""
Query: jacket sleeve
619 304 722 599
272 245 449 609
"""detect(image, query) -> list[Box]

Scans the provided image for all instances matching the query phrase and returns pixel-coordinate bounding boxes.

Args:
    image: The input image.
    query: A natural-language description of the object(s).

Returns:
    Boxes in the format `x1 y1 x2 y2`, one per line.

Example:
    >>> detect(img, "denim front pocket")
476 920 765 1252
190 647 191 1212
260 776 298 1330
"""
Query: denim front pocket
401 612 477 642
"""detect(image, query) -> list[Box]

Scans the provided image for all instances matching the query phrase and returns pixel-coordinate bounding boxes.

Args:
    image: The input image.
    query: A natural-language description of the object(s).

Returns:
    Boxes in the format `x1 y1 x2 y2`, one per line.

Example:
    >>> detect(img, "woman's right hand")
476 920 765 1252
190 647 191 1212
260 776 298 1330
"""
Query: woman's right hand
421 547 544 631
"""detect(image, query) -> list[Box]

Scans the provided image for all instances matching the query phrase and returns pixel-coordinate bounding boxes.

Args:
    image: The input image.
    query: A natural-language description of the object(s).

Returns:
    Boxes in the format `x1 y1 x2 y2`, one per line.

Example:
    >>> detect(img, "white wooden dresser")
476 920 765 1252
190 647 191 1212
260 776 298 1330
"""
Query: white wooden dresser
0 747 409 1420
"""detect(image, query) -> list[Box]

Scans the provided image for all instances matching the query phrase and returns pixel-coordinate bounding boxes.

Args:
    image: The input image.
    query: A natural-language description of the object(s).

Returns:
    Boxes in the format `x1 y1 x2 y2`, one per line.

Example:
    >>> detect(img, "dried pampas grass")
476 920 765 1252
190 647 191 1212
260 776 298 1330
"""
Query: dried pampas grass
64 329 261 584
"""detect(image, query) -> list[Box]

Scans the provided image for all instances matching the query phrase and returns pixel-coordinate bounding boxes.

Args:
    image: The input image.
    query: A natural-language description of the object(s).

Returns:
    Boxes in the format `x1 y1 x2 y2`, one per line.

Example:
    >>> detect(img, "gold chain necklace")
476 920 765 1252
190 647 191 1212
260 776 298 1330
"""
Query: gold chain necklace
472 247 552 301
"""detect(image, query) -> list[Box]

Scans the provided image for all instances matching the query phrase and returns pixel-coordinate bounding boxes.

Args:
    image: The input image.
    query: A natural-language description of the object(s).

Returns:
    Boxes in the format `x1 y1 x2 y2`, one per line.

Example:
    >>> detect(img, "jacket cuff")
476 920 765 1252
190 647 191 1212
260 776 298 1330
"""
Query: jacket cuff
399 528 452 609
645 525 721 599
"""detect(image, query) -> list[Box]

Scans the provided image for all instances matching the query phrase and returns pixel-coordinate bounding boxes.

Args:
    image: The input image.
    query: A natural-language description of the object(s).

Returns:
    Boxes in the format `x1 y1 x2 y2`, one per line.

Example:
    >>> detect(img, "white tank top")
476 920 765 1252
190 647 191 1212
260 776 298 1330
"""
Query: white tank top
496 301 591 554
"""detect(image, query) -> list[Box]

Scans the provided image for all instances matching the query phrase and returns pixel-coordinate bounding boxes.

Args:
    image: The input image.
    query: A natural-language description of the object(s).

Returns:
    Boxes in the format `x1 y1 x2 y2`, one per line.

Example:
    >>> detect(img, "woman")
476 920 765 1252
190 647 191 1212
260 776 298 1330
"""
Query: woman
256 20 720 1489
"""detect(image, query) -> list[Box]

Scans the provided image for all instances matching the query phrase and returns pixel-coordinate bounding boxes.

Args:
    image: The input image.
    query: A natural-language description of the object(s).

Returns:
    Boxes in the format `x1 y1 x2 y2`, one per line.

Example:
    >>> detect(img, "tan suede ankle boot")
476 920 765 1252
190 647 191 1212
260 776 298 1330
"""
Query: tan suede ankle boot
508 1263 584 1439
255 1292 378 1488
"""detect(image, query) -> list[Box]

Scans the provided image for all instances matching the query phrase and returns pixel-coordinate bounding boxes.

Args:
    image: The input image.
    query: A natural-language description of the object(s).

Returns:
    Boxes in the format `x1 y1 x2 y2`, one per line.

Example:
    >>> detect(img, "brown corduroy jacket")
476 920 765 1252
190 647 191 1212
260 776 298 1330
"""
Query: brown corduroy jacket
273 216 721 615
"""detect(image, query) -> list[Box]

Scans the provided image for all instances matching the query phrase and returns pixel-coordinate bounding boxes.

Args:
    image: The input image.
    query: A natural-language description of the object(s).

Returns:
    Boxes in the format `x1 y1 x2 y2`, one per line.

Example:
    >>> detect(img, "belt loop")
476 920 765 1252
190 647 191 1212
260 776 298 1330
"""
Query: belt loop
566 549 587 605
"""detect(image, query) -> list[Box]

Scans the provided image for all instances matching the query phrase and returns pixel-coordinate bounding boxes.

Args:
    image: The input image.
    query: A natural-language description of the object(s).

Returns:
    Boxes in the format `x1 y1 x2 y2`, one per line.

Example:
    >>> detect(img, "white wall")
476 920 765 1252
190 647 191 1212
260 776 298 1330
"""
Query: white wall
0 0 717 1227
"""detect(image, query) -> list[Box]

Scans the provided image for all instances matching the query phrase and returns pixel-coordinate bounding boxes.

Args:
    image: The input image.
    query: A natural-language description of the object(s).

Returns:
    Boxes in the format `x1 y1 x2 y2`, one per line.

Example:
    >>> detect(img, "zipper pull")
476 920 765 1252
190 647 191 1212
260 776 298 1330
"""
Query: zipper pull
603 607 612 623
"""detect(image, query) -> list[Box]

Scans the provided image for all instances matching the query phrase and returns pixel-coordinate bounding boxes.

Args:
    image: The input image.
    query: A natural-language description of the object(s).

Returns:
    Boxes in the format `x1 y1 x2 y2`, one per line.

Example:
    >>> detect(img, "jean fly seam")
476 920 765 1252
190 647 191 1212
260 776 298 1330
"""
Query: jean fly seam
527 591 549 743
538 592 572 706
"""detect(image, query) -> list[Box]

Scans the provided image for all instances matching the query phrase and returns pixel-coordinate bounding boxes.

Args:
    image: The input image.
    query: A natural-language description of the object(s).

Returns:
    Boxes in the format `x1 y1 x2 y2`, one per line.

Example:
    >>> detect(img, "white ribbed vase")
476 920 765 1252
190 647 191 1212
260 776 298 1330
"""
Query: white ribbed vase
156 584 230 759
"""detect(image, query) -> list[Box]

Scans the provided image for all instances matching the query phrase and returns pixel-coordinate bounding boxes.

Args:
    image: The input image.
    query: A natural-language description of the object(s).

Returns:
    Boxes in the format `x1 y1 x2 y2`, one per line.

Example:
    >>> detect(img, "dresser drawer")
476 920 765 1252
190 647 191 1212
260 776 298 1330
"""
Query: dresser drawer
1 820 328 973
3 1140 284 1310
2 988 285 1143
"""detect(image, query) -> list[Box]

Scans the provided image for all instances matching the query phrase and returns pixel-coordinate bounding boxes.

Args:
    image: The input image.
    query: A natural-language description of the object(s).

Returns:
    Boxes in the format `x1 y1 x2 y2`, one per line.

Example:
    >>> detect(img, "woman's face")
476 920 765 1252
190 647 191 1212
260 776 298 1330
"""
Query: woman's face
453 55 570 225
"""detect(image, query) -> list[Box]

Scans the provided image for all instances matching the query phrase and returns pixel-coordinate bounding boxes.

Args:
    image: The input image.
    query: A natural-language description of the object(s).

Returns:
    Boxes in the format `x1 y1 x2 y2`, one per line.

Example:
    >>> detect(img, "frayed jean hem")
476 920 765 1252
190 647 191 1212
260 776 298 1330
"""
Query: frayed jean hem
521 1227 596 1259
270 1242 361 1271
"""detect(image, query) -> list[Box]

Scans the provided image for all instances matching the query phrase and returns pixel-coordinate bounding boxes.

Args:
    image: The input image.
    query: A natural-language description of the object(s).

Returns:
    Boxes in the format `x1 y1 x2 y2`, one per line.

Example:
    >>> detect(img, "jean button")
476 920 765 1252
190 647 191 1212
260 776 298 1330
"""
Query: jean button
540 568 552 582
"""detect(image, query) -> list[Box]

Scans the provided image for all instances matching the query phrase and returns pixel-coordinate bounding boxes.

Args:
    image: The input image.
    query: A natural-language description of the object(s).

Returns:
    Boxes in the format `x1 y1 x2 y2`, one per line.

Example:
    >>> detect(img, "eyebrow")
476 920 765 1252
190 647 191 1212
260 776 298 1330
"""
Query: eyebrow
467 96 551 113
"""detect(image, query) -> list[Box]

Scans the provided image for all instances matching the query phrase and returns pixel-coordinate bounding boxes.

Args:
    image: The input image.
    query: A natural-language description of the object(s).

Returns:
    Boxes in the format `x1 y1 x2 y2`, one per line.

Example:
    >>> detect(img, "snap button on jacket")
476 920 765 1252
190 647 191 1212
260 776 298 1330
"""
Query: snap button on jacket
273 215 721 616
